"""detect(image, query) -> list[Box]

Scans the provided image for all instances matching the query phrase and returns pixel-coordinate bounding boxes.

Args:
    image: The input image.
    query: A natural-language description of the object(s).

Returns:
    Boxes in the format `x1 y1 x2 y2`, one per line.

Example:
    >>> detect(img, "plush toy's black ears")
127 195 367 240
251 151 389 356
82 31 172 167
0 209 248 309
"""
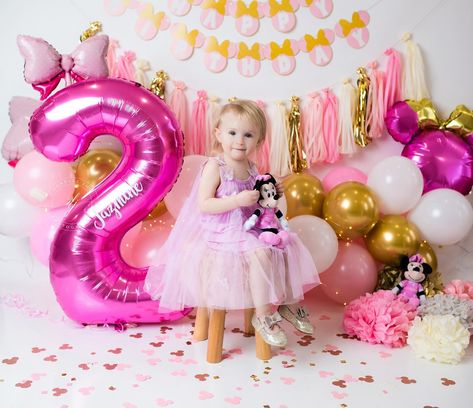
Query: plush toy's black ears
399 255 410 270
422 263 433 275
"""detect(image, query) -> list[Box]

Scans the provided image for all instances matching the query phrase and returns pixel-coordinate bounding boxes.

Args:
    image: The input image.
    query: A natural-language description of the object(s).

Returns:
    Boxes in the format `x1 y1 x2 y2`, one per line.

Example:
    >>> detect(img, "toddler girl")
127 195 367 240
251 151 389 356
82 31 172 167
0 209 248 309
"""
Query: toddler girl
145 100 319 346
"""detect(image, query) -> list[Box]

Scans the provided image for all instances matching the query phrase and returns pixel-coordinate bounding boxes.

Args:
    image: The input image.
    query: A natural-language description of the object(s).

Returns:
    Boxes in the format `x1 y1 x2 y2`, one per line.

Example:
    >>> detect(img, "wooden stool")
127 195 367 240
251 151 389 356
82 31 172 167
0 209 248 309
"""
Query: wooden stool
193 307 272 363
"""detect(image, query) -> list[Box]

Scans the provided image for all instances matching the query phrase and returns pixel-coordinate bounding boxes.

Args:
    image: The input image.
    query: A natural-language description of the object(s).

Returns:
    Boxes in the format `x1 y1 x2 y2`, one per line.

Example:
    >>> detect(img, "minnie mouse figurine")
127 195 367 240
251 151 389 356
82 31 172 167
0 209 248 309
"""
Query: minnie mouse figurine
392 254 432 307
243 173 290 249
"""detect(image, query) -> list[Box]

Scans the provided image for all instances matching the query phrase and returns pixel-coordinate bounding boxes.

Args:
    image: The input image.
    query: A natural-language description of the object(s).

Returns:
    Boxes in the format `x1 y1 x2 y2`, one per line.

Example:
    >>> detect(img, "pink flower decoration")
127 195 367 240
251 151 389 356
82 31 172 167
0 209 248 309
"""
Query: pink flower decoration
444 280 473 300
343 290 417 348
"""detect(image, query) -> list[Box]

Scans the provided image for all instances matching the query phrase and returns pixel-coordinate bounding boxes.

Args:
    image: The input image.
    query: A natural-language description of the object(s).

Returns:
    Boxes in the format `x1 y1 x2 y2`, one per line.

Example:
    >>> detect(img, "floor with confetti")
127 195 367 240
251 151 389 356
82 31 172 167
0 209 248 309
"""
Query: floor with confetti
1 255 472 408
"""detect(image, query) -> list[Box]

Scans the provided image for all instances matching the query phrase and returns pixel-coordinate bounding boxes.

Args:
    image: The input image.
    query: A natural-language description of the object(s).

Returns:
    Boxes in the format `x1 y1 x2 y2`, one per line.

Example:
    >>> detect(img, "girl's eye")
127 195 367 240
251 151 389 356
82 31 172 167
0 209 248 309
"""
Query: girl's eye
229 130 236 135
244 133 253 138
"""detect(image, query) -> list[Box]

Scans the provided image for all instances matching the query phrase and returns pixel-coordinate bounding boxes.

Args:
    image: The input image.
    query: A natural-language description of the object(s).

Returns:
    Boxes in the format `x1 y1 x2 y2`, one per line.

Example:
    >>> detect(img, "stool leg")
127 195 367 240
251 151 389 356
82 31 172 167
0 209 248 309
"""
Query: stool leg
243 308 255 335
255 332 272 360
207 309 226 364
193 307 209 341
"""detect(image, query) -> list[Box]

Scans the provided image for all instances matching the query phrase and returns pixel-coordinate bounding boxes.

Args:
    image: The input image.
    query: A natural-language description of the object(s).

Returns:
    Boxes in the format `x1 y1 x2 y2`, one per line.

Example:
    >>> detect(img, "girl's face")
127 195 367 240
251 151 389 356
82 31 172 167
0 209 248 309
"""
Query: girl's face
215 112 261 161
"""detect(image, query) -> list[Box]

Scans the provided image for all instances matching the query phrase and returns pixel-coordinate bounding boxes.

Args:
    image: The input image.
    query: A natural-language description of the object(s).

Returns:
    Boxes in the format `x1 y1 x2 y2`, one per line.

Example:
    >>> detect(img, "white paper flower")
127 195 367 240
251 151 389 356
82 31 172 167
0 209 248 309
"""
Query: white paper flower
407 315 470 364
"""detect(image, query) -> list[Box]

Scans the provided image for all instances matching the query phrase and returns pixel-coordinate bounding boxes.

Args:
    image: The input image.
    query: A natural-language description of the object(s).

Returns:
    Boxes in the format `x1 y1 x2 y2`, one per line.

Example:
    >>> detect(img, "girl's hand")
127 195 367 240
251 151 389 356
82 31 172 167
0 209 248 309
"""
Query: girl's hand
276 181 285 196
235 190 259 207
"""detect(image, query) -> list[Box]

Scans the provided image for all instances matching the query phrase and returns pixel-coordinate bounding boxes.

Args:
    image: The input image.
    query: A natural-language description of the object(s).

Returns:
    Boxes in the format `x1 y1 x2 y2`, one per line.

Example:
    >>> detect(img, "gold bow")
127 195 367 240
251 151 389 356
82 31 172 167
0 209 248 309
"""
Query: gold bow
269 0 294 17
339 11 366 37
173 23 200 46
237 43 261 60
270 39 294 59
139 3 166 27
304 30 331 51
205 36 231 57
406 99 473 137
235 0 259 18
201 0 227 15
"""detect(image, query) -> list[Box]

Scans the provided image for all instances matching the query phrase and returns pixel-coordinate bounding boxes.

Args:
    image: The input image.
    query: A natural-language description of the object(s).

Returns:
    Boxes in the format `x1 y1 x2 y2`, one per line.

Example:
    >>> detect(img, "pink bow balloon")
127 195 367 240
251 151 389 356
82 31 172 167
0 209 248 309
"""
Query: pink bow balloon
17 34 109 100
2 96 41 162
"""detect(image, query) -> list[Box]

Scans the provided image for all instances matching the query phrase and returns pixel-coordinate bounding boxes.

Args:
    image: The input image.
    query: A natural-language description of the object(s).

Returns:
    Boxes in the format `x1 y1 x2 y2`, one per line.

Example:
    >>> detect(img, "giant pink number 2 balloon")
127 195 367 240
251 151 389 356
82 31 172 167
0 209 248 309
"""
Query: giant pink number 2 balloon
29 78 190 324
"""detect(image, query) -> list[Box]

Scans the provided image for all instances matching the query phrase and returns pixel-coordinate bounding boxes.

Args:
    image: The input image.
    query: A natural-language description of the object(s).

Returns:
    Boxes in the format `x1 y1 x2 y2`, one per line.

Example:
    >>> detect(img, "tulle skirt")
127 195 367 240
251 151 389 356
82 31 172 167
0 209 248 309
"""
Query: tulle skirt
145 224 319 311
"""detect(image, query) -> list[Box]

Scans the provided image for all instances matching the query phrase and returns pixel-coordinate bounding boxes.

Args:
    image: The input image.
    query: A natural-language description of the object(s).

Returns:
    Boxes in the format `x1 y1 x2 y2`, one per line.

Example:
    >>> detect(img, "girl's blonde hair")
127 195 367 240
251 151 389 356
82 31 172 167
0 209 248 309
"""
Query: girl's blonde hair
212 100 267 153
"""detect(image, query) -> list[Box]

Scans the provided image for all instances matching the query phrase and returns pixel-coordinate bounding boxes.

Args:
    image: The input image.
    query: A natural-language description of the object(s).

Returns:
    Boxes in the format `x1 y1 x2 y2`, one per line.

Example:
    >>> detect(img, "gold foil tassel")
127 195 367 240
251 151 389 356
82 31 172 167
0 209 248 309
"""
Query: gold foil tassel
288 96 307 173
353 67 371 147
149 70 169 101
80 21 103 42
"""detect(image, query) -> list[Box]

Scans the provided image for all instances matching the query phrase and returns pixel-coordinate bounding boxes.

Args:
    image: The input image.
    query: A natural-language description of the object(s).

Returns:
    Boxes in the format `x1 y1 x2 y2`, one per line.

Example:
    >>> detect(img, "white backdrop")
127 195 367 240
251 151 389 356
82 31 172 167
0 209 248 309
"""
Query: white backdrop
0 0 472 281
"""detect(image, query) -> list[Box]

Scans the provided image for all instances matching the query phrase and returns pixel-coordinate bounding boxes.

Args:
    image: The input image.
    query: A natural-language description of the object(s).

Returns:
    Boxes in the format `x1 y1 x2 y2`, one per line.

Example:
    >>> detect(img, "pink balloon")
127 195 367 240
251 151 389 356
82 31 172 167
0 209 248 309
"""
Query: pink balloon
132 214 174 268
29 78 189 324
119 222 143 265
164 155 207 218
29 206 69 265
322 166 367 192
321 242 377 305
13 151 75 208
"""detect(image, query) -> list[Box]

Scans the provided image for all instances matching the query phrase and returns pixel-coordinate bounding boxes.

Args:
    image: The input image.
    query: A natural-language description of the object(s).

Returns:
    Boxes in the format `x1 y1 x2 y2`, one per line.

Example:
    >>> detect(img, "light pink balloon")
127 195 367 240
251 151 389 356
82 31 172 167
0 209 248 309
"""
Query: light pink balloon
132 213 175 268
119 222 143 265
322 166 367 192
288 215 338 273
164 155 207 218
321 242 377 305
29 206 69 265
13 151 75 208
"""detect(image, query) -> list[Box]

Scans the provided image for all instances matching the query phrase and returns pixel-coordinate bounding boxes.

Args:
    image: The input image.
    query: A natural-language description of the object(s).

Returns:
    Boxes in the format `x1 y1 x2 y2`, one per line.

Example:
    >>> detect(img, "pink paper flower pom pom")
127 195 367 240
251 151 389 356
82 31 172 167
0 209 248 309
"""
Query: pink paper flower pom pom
343 290 418 348
444 280 473 300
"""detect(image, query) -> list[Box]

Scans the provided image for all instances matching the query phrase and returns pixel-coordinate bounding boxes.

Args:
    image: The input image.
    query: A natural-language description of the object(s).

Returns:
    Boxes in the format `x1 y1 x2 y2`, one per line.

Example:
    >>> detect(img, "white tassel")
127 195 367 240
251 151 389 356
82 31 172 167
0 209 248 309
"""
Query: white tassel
302 92 326 164
402 33 430 100
134 59 152 87
206 95 221 155
269 101 291 177
338 78 358 155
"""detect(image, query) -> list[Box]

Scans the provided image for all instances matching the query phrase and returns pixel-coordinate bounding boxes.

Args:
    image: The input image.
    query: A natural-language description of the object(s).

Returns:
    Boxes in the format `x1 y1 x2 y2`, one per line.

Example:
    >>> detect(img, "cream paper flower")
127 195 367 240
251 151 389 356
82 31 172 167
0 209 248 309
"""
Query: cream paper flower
407 315 470 364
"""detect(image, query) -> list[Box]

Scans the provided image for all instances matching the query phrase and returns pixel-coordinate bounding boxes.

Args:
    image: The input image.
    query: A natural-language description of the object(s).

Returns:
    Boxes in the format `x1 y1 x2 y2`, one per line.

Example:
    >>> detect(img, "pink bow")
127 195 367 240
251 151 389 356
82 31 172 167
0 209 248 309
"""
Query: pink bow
409 254 424 264
256 174 271 181
17 34 110 100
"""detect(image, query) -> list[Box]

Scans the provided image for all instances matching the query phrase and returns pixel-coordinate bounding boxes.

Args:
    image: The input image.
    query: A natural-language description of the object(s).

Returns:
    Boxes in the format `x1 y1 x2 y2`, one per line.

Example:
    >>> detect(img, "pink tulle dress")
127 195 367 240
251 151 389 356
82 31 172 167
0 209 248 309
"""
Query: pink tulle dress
144 157 319 311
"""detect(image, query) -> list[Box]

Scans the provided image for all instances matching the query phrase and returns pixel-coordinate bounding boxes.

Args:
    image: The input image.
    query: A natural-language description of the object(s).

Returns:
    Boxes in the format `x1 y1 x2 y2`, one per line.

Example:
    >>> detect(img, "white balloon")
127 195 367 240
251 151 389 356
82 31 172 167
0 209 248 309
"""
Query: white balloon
288 215 338 273
408 188 473 245
0 183 43 238
367 156 424 214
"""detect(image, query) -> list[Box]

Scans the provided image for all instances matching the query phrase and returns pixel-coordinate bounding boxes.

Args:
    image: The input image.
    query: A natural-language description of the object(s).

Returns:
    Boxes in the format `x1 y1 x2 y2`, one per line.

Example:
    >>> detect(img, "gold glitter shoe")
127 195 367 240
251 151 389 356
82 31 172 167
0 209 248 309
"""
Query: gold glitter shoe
278 304 314 334
251 312 288 347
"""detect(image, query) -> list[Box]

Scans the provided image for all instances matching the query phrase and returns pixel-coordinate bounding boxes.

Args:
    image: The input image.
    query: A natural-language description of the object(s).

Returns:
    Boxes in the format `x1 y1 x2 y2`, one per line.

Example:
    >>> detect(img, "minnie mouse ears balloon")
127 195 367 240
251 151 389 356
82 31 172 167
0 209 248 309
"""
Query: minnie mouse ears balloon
386 99 473 195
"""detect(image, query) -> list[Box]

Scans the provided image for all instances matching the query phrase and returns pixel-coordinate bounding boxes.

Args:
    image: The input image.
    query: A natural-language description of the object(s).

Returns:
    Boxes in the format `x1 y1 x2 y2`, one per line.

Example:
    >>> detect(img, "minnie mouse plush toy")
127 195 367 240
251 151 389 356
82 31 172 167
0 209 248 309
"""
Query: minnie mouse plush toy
392 254 432 307
244 173 290 249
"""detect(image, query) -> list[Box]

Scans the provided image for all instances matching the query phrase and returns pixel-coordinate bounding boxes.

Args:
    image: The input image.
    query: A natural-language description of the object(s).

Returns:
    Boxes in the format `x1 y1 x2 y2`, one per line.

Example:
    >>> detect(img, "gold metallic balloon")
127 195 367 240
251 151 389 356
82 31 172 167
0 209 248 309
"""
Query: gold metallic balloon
323 181 378 240
146 200 167 221
417 240 438 272
283 172 325 218
365 215 420 265
73 149 121 202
